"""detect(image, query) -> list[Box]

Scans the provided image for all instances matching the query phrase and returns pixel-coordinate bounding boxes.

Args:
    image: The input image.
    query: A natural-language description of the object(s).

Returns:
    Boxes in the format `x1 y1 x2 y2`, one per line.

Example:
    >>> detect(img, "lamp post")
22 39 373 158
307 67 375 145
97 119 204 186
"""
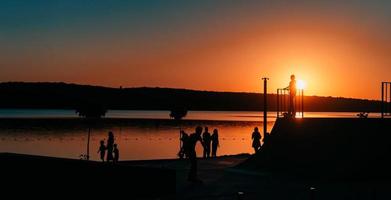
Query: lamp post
262 77 269 135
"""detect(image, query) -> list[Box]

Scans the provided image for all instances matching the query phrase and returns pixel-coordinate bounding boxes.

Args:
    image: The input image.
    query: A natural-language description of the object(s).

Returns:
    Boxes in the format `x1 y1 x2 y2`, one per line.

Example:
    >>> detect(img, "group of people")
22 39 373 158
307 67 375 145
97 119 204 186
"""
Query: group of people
179 126 265 182
178 126 219 159
176 126 218 182
97 131 120 163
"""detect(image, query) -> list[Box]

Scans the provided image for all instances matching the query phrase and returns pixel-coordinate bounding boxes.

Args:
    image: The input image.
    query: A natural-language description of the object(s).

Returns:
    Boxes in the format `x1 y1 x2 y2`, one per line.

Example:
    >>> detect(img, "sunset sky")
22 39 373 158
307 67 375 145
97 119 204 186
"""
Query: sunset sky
1 1 391 100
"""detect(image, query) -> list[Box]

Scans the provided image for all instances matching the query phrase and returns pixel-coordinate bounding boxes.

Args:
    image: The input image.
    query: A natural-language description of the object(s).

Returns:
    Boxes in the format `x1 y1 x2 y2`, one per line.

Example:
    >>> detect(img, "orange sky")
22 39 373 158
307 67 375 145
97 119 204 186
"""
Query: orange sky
1 1 391 100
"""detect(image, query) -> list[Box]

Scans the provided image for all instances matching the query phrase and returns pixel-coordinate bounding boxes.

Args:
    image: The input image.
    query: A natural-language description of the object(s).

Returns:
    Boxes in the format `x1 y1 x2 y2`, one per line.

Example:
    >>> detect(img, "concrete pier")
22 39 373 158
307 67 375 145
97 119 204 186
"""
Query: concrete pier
241 117 391 180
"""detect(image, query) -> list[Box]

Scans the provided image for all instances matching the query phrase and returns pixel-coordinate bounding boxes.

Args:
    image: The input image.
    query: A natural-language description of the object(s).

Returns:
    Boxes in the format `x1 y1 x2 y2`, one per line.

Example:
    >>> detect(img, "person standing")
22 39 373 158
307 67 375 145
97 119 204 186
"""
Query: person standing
202 127 212 158
211 129 219 157
97 140 106 162
252 127 262 153
113 144 119 164
286 74 297 117
186 126 203 182
178 130 189 159
106 131 115 162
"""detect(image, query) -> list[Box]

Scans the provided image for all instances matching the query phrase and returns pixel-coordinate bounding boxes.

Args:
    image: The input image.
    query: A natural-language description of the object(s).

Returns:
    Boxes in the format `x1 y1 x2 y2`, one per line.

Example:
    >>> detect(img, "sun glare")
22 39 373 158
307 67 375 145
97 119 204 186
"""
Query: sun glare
297 80 305 90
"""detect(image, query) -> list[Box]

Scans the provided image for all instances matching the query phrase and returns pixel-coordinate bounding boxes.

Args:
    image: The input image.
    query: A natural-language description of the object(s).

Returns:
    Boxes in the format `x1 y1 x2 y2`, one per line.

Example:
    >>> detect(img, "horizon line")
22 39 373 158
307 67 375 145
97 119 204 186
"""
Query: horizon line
0 81 381 102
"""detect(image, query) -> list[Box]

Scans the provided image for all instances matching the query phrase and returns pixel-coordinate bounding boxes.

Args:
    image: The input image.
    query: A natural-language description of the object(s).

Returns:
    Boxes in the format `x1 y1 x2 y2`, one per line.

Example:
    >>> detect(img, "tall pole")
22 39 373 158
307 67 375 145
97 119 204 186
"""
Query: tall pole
87 127 91 160
262 77 269 135
302 89 304 118
382 82 384 118
277 89 279 118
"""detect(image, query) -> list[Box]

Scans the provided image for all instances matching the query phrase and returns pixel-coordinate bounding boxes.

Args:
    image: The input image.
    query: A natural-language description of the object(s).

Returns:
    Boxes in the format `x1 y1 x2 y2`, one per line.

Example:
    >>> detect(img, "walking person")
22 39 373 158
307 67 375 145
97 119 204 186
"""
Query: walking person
202 127 211 158
97 140 106 162
252 127 262 153
106 131 115 162
186 126 203 182
211 129 219 157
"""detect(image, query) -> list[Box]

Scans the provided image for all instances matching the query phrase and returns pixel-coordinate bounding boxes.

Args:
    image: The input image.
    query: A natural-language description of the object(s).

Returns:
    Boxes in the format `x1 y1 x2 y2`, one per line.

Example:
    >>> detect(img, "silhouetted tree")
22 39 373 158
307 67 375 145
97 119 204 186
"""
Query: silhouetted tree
169 107 187 120
76 105 107 118
76 104 107 160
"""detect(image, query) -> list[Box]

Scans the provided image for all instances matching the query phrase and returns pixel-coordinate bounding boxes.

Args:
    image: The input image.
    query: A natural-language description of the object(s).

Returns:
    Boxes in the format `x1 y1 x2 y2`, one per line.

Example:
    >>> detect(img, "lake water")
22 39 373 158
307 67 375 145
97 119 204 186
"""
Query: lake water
0 109 381 161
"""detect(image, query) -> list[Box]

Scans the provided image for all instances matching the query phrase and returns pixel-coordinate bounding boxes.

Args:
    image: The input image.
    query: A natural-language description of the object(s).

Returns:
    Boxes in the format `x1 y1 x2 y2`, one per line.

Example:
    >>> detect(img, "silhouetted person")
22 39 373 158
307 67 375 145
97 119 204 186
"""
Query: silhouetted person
178 130 189 159
106 131 115 162
186 126 203 182
211 129 219 157
252 127 262 153
97 140 106 162
286 74 297 117
113 144 119 163
202 127 211 158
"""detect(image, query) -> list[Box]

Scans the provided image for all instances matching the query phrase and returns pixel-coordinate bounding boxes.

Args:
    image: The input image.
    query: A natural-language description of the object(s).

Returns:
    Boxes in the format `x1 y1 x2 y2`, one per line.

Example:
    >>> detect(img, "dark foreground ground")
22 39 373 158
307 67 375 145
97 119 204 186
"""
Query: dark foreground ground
124 154 391 200
0 153 175 199
2 152 391 199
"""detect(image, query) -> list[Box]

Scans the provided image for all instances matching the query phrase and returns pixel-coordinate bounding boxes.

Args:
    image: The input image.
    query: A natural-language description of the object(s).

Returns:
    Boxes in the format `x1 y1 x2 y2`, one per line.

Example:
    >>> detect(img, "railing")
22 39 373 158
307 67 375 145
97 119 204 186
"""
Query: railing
382 82 391 118
277 88 304 118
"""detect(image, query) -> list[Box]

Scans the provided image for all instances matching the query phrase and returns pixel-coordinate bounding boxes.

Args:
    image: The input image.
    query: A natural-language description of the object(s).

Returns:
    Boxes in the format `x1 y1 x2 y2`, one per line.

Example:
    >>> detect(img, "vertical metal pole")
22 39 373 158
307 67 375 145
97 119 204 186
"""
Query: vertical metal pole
277 89 280 118
282 90 285 115
382 82 384 118
294 89 297 117
302 89 304 118
87 127 91 160
386 84 388 116
389 83 391 115
282 90 284 115
262 78 269 135
179 128 181 158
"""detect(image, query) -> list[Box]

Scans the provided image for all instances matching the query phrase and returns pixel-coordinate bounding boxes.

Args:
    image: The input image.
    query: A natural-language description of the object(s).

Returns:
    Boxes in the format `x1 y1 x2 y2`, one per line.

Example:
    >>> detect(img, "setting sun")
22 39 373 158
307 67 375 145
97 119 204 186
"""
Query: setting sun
297 80 306 90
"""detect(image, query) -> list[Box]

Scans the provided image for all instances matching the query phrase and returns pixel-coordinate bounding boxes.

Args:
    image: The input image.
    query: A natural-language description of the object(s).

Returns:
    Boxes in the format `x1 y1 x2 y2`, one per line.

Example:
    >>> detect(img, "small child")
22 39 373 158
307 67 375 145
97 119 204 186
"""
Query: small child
113 144 119 164
97 140 106 162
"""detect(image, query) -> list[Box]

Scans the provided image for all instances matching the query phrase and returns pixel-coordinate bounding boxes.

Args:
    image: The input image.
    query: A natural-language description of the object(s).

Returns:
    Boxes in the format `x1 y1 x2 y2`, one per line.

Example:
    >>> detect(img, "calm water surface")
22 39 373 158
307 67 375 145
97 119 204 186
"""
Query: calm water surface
0 109 381 161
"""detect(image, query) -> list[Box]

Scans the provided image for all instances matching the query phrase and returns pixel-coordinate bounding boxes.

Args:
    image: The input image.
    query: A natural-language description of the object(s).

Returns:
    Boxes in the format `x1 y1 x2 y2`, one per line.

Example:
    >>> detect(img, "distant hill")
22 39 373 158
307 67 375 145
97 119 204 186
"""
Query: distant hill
0 82 382 112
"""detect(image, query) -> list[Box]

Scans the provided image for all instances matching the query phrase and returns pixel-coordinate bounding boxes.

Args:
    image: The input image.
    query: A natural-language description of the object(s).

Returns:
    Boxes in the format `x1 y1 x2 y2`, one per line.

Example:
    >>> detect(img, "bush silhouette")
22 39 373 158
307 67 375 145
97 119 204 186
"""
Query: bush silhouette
76 104 107 119
169 108 187 120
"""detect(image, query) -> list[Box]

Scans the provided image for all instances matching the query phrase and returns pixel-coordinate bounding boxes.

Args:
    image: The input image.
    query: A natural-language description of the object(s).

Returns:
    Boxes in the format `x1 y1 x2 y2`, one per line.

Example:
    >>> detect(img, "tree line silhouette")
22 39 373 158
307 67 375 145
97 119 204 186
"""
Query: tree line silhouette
0 82 382 112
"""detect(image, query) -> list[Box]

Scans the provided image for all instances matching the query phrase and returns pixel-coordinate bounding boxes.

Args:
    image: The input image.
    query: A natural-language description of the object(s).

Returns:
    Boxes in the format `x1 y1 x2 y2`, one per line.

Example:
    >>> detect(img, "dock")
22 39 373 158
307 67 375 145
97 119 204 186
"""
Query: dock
241 117 391 180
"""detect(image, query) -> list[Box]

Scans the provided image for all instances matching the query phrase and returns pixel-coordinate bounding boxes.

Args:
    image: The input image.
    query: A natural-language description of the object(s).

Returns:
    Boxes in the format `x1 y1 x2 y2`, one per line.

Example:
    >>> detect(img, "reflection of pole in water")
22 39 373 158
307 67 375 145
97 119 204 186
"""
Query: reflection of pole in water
262 77 269 136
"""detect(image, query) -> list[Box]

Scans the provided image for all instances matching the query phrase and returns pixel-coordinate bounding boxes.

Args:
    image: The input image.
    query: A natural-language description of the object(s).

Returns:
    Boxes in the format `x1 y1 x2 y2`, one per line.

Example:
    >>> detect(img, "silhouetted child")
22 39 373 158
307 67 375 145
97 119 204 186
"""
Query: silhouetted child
97 140 106 162
252 127 262 153
211 129 219 157
202 127 211 158
113 144 119 164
